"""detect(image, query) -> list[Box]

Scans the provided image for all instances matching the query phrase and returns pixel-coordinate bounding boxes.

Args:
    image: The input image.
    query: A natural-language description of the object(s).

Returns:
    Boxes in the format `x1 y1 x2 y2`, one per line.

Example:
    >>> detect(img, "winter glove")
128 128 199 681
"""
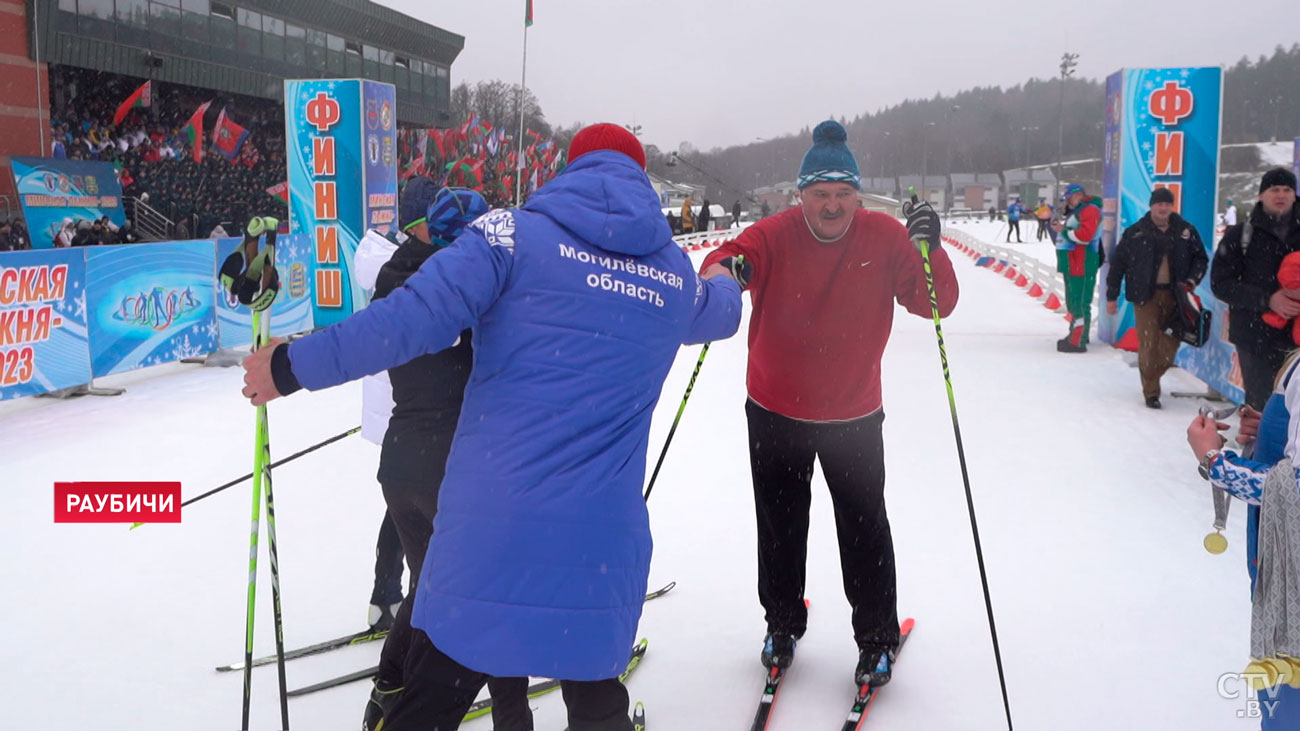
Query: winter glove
718 255 753 288
902 199 941 250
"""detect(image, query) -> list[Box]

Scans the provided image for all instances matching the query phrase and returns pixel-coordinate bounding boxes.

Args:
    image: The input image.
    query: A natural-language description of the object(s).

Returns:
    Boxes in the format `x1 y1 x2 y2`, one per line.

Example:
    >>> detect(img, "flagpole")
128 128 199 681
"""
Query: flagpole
515 8 529 206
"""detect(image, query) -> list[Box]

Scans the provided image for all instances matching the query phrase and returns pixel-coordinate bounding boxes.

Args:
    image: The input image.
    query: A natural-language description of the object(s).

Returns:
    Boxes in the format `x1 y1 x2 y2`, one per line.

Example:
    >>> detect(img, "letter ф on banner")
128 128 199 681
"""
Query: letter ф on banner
54 482 181 523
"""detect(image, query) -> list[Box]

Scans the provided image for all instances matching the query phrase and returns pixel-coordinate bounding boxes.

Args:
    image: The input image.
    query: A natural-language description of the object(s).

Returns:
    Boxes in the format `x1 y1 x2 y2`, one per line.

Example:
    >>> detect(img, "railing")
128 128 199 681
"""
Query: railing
0 194 14 222
128 196 176 242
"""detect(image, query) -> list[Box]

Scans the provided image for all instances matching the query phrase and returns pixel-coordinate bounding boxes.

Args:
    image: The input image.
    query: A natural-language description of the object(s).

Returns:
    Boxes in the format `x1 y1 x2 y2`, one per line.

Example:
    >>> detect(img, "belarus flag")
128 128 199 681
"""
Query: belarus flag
112 80 152 126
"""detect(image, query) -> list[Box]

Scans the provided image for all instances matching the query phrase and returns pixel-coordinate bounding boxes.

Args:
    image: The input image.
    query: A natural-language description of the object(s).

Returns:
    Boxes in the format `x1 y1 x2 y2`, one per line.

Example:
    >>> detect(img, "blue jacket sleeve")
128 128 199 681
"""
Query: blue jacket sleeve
683 272 742 345
287 229 511 391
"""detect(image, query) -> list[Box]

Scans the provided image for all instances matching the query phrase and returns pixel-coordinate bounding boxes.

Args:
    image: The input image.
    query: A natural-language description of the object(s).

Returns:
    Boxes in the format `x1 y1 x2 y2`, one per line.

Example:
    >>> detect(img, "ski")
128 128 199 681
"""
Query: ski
749 598 811 731
478 638 648 725
748 665 788 731
285 582 673 698
838 618 915 731
216 627 390 672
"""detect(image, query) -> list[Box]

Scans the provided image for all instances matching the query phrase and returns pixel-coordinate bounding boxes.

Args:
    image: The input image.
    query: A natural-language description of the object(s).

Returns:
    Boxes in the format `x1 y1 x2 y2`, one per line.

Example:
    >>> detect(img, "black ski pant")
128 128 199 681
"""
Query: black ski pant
1007 220 1021 242
1237 344 1290 411
383 628 633 731
376 434 532 729
371 510 405 607
1036 219 1049 241
746 400 899 652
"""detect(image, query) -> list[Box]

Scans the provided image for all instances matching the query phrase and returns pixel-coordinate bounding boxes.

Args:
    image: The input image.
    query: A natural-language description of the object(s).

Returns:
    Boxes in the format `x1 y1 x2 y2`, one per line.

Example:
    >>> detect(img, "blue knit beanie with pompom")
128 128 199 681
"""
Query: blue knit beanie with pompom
797 120 861 190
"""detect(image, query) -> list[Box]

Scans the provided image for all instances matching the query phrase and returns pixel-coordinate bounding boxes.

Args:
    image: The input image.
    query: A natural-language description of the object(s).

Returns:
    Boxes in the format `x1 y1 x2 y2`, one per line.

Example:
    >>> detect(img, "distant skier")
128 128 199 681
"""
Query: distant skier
1034 198 1053 241
1006 198 1024 242
700 119 958 689
240 124 743 729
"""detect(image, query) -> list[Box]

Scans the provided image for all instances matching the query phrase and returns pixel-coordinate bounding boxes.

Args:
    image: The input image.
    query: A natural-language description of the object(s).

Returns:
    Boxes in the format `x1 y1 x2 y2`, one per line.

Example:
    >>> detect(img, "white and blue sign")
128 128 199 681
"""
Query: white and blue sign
215 234 315 348
85 241 219 377
0 248 91 400
1096 67 1231 400
11 157 126 250
285 79 396 328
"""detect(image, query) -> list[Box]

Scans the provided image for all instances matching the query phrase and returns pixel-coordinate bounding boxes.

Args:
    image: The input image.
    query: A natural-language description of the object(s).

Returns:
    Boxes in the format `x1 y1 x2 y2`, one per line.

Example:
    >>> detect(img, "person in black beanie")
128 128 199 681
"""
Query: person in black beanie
1106 186 1208 408
1212 167 1300 410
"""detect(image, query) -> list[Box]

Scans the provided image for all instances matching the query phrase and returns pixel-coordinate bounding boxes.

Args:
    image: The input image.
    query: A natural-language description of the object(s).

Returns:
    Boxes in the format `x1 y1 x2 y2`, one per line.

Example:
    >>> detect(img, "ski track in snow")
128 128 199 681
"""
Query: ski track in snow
1 226 1259 730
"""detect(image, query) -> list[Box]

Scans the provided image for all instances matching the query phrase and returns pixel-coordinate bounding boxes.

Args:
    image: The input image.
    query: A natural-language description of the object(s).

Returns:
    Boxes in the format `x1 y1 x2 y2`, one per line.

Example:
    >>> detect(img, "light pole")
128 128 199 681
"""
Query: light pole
1056 52 1079 190
624 123 643 137
878 131 891 180
1019 125 1039 168
921 121 936 202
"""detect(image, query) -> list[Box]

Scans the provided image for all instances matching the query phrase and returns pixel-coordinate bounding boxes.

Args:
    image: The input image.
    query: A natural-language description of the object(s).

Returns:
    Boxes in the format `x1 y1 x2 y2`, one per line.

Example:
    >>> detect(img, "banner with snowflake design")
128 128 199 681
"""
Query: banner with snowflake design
84 241 220 377
0 248 92 400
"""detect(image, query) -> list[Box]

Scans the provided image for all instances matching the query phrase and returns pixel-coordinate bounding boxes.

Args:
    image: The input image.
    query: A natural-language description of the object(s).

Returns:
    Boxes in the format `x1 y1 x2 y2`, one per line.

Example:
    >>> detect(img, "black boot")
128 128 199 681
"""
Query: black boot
1145 396 1162 409
855 646 897 688
361 677 403 731
1056 337 1087 353
760 633 797 669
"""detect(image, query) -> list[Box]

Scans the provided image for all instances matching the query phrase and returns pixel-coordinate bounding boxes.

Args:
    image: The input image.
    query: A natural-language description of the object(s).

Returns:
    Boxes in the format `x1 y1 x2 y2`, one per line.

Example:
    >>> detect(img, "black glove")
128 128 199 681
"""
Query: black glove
718 255 753 288
902 199 941 250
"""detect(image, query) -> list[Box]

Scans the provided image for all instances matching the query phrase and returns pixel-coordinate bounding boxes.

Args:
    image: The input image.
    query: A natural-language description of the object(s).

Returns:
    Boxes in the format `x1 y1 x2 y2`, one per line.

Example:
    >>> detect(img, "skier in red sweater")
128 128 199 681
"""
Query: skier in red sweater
701 120 959 688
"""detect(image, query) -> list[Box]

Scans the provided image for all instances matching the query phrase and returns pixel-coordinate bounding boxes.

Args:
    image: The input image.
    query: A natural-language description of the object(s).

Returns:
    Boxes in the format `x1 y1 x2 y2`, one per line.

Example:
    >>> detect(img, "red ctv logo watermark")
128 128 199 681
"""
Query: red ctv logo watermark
54 482 181 523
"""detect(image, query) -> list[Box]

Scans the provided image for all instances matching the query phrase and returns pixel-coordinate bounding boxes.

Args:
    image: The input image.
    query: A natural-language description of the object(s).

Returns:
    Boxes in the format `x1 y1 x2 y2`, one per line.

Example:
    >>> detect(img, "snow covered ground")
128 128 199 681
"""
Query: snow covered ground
2 226 1265 730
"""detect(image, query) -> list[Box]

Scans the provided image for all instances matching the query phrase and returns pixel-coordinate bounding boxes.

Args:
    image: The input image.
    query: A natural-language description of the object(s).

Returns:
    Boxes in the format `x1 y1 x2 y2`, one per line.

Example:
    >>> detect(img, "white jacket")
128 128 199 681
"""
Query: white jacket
356 229 400 445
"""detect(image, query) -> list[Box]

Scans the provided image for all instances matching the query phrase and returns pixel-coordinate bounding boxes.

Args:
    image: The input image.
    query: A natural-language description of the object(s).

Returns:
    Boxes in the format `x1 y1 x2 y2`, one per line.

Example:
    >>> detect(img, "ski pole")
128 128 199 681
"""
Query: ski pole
241 311 265 730
128 427 360 530
910 188 1014 730
256 226 291 729
644 342 710 502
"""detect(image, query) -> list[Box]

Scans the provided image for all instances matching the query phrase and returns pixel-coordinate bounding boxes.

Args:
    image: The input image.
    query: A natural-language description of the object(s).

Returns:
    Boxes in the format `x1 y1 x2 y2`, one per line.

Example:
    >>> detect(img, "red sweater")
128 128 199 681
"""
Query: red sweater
702 208 959 421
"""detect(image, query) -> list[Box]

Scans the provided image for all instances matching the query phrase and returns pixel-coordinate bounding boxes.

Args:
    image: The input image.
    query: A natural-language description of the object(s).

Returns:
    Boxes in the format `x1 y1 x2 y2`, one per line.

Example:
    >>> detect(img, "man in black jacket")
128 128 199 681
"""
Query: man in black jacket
1106 187 1208 408
1211 168 1300 410
361 179 532 731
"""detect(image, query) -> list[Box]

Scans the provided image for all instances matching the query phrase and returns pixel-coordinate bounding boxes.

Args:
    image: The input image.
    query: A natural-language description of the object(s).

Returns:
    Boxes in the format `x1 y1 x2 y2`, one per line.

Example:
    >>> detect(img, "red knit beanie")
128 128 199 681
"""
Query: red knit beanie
568 123 646 169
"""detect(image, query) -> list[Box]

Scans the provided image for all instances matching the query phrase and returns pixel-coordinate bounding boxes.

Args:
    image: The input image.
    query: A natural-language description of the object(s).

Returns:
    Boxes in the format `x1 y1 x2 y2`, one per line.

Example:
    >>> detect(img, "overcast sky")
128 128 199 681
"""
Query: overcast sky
381 0 1298 153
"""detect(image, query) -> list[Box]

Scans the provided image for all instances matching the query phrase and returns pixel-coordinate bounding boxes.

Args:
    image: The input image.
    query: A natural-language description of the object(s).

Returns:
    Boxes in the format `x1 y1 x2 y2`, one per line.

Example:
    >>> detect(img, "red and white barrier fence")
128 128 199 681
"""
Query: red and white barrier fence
941 227 1068 315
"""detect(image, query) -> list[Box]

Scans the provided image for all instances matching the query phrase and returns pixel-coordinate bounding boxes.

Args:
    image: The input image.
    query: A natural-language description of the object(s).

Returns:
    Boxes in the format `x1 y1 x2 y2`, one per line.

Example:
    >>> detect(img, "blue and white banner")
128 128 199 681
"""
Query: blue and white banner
215 234 314 348
11 157 126 250
85 241 219 377
285 79 395 328
363 81 399 237
1096 67 1233 400
0 249 91 400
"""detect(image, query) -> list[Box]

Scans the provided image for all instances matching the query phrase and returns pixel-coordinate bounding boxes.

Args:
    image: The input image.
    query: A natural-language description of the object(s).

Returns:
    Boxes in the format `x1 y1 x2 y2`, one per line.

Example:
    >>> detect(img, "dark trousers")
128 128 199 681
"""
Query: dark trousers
377 441 532 729
1238 345 1290 410
384 629 632 731
371 511 405 607
1007 220 1021 242
746 400 899 651
1036 219 1050 241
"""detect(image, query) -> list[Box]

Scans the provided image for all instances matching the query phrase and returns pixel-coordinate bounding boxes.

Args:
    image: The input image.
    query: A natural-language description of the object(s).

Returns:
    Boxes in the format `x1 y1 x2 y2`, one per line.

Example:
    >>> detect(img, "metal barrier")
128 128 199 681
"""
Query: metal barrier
128 196 176 242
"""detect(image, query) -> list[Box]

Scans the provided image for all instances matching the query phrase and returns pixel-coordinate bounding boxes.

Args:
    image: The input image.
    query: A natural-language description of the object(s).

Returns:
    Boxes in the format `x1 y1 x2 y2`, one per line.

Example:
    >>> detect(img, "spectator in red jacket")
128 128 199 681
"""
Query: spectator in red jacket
700 119 958 690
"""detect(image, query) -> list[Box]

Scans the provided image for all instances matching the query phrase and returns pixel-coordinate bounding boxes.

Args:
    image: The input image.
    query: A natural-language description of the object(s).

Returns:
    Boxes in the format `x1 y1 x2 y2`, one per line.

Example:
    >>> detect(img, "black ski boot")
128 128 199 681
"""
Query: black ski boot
761 633 797 669
361 677 403 731
855 646 897 688
368 600 401 632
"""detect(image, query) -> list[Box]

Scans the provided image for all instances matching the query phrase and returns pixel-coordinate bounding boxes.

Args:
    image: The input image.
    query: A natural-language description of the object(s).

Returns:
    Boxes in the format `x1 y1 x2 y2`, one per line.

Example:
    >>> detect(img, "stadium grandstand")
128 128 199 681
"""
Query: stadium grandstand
0 0 462 241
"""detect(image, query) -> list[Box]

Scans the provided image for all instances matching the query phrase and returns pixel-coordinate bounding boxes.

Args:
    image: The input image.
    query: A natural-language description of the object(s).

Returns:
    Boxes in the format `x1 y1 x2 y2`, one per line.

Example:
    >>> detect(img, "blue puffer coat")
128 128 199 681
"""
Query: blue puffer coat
286 150 742 679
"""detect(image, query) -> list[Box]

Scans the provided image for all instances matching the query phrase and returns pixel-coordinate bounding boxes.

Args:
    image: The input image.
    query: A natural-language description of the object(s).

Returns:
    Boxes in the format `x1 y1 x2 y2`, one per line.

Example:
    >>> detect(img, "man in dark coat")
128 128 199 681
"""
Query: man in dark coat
1212 168 1300 410
1105 187 1208 408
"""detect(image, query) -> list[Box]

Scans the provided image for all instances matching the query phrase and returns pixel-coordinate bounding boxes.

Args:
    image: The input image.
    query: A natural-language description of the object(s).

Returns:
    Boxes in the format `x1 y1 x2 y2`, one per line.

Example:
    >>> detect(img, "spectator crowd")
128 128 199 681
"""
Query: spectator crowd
48 66 288 242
